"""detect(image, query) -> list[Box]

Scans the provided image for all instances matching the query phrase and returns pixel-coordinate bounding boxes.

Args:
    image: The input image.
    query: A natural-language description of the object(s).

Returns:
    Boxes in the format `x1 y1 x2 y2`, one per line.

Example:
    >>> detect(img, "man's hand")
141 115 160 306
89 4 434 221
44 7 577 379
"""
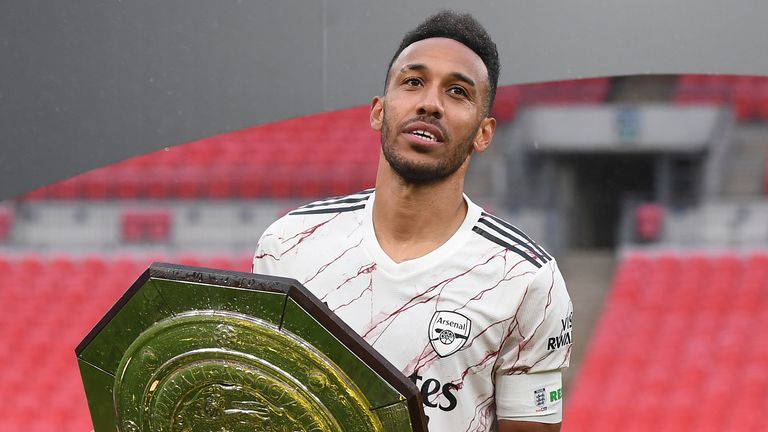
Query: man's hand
497 420 561 432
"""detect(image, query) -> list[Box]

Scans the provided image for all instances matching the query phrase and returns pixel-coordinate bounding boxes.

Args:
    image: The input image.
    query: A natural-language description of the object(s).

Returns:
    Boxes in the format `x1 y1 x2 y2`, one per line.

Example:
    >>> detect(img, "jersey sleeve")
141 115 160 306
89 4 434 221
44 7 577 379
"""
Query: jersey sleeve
252 219 286 276
493 259 573 423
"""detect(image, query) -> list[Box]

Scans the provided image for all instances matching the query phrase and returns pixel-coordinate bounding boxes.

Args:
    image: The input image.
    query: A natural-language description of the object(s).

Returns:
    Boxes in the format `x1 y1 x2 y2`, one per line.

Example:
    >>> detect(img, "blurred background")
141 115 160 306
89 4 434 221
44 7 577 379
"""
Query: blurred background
2 74 768 430
3 1 768 431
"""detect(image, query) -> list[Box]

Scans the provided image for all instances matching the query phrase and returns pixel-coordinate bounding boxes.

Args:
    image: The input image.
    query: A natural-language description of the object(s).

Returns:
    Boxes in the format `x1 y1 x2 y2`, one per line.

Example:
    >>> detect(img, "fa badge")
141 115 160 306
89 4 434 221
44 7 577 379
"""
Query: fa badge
428 311 471 357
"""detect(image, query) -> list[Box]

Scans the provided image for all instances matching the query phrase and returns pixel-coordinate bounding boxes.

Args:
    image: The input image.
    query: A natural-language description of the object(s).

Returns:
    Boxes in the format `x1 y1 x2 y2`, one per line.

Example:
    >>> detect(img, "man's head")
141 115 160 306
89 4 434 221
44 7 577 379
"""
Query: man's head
371 11 499 186
385 10 500 117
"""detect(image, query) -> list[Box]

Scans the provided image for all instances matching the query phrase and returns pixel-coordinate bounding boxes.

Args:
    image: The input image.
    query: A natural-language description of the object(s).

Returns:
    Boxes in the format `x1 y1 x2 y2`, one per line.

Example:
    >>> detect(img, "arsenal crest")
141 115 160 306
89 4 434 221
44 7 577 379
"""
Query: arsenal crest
428 311 471 357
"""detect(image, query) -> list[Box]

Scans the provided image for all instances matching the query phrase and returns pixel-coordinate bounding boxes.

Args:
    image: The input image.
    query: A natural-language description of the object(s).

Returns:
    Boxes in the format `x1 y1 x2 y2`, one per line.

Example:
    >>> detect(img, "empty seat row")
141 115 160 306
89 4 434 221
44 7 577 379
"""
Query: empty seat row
20 106 380 200
676 74 768 91
121 210 172 243
0 209 12 242
564 252 768 432
17 81 611 201
673 74 768 122
0 254 254 430
491 78 610 122
21 165 377 200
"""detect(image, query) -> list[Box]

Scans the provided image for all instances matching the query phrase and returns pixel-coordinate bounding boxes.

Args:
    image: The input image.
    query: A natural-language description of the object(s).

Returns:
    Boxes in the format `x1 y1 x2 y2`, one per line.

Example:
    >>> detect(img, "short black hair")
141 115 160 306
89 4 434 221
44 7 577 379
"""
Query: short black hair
385 10 500 116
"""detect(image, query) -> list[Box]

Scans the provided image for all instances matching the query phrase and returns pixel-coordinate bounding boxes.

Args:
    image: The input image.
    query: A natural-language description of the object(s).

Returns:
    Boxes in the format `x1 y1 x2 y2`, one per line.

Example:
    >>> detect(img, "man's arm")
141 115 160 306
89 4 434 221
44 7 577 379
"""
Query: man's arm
494 261 572 430
498 420 561 432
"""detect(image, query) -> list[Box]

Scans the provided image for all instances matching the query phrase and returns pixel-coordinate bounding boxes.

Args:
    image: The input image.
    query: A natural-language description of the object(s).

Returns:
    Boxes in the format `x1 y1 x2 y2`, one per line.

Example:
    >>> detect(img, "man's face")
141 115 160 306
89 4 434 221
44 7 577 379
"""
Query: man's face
371 37 496 185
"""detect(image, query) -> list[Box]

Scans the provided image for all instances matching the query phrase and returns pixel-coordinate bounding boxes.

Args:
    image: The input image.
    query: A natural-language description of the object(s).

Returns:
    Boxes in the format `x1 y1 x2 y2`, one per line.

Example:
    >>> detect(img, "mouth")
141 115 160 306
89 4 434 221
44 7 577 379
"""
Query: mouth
402 121 445 144
410 129 439 142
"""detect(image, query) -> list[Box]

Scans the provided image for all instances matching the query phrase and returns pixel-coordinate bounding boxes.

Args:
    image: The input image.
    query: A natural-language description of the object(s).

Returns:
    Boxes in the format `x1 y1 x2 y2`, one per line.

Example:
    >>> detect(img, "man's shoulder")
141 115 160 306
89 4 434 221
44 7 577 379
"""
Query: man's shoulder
469 209 554 270
261 189 373 236
285 189 374 216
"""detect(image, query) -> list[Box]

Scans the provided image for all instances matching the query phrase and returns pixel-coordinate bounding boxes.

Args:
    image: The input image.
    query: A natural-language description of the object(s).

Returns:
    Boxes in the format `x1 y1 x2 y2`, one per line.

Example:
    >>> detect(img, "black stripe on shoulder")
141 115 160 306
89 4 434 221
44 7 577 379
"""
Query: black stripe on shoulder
472 227 542 268
477 218 549 264
289 203 367 216
295 189 374 210
480 212 552 261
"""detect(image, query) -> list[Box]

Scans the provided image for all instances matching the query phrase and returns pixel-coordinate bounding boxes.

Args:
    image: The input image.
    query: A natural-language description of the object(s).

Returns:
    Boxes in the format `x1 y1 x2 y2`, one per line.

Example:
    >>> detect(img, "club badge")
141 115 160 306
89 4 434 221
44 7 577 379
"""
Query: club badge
428 311 471 357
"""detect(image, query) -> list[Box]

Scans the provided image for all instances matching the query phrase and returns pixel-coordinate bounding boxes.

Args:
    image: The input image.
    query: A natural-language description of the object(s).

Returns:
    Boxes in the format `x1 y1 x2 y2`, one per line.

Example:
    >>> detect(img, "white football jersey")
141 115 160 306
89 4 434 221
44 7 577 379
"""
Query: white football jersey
253 189 572 431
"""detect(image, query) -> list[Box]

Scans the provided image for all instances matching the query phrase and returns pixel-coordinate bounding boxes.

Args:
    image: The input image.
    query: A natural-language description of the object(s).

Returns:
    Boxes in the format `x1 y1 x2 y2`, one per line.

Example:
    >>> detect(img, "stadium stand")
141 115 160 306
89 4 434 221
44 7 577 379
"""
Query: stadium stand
490 78 609 123
764 157 768 195
652 202 768 248
516 78 609 106
673 74 768 122
16 79 609 202
18 106 380 201
0 207 12 242
6 75 768 431
490 85 521 122
8 200 287 250
0 254 251 431
564 252 768 432
633 202 664 243
120 209 172 243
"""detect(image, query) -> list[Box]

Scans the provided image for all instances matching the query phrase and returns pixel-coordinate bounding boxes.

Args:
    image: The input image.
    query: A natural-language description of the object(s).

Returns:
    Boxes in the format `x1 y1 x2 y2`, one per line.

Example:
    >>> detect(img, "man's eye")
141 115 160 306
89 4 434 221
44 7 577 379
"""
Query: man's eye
449 86 468 97
405 78 422 87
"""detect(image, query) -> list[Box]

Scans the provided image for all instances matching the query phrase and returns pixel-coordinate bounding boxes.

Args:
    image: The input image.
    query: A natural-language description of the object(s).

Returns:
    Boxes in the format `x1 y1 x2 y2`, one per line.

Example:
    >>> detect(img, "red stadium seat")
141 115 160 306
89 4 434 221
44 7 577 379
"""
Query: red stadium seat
18 187 47 200
143 171 173 199
111 168 144 199
565 253 768 432
206 170 235 199
760 96 768 122
0 209 13 242
177 255 203 267
491 86 520 122
518 78 610 106
0 254 236 429
236 256 253 272
237 172 266 198
673 74 768 125
267 167 293 198
79 170 110 199
733 88 761 121
6 105 406 200
46 177 80 199
173 169 204 199
634 203 664 242
120 210 172 243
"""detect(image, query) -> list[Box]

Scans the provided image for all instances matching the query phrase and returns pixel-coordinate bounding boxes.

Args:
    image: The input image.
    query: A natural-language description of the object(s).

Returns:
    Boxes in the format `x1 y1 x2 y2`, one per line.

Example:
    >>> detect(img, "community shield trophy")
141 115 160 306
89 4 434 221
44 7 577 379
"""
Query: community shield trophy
76 263 428 432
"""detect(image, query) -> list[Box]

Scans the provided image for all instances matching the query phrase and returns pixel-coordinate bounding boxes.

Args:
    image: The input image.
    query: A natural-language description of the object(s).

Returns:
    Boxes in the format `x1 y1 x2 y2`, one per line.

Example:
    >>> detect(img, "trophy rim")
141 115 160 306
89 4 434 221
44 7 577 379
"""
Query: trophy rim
76 262 428 431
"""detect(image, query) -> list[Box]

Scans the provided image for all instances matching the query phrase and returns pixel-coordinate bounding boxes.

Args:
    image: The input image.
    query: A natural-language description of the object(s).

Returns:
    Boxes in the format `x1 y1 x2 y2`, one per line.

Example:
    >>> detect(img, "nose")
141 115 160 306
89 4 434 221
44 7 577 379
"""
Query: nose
416 85 444 119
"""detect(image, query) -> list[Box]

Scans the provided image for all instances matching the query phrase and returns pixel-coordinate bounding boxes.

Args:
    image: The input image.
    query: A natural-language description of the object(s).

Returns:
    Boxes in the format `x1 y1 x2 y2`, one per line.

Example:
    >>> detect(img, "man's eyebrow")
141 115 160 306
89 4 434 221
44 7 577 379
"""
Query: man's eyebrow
399 64 476 88
449 72 476 88
400 63 428 74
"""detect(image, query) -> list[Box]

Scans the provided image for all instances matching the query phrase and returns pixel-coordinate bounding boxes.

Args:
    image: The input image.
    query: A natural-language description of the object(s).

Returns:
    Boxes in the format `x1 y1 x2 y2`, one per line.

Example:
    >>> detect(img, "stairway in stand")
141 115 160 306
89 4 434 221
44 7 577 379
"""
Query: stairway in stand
559 249 616 391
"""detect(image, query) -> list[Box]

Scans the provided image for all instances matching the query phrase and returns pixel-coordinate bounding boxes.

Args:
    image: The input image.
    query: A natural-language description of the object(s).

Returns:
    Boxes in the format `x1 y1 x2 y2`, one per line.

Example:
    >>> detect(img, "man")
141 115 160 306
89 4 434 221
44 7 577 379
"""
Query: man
254 10 572 432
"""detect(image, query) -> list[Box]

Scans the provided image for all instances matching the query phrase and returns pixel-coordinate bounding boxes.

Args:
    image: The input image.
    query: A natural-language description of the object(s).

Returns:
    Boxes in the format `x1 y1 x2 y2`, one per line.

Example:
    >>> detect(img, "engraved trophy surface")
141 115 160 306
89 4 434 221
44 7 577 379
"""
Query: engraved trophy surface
76 263 427 432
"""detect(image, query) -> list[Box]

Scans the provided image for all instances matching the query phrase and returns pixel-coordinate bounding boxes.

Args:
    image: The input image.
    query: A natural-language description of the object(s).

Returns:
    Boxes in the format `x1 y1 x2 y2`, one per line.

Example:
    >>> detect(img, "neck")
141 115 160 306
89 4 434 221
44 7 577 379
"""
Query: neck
372 155 470 263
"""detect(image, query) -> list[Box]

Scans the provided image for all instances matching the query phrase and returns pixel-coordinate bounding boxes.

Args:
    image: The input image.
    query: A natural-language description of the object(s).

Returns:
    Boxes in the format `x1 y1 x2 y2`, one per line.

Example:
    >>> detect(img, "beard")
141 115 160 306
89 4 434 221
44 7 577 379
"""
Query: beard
380 111 477 186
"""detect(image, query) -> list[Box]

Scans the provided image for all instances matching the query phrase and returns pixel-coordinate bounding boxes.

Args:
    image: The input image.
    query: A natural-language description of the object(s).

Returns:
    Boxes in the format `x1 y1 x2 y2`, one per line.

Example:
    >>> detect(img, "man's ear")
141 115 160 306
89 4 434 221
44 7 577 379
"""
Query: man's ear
473 116 496 153
370 96 384 132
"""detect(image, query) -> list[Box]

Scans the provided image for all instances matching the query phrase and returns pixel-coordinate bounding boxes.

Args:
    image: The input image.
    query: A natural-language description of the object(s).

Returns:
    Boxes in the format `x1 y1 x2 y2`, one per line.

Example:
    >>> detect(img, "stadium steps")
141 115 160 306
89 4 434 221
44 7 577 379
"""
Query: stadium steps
721 124 768 197
559 249 616 391
564 252 768 432
464 120 513 205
